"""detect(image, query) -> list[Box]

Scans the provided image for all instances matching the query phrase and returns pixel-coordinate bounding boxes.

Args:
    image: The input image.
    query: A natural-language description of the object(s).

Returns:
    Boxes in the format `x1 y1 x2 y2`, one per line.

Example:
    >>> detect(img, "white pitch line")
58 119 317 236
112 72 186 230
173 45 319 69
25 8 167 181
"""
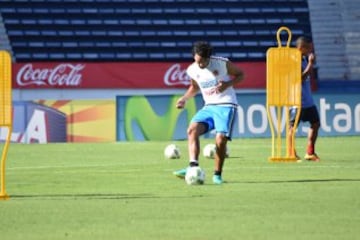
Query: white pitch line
225 164 360 170
7 162 152 171
6 162 360 174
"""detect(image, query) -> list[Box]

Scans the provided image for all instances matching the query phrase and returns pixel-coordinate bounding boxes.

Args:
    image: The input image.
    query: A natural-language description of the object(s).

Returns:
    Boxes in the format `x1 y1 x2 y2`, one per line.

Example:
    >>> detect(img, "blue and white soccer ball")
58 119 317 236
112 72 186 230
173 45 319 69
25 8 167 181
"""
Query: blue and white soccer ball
185 166 205 185
164 144 181 159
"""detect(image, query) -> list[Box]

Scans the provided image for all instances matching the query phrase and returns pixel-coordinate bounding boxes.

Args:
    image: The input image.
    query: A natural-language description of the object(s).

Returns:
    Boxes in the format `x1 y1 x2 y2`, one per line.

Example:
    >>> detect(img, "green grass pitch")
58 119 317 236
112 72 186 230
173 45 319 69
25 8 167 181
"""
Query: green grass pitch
0 136 359 240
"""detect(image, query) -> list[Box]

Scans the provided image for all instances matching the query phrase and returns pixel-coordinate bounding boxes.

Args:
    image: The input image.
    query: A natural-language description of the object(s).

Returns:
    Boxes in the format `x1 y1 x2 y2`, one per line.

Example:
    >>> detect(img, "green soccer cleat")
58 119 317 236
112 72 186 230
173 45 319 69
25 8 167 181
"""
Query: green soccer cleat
173 168 188 179
212 175 223 184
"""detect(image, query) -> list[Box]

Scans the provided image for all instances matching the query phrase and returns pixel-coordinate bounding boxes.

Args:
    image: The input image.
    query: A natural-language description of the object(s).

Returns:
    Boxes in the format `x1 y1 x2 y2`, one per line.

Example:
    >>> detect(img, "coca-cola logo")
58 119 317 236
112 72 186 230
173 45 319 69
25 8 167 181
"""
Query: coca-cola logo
17 63 85 87
164 63 190 86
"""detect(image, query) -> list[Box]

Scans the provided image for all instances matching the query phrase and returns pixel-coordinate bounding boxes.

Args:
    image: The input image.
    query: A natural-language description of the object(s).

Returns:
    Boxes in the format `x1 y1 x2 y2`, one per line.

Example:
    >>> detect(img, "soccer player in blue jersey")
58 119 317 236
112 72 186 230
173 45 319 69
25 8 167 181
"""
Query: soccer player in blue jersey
173 41 244 184
289 36 320 161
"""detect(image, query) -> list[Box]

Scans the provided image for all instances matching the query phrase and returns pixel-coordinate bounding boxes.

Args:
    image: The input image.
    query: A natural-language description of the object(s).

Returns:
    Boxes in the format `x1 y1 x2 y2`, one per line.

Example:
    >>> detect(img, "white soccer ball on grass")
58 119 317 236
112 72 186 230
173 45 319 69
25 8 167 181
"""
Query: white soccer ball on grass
185 166 205 185
203 143 216 158
203 143 229 159
164 144 181 159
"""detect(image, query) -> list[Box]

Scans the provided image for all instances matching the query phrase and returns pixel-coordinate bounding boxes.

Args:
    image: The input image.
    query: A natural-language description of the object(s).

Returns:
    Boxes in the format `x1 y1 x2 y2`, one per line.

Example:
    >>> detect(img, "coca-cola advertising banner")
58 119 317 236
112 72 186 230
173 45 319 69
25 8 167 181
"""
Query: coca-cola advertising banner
13 62 265 89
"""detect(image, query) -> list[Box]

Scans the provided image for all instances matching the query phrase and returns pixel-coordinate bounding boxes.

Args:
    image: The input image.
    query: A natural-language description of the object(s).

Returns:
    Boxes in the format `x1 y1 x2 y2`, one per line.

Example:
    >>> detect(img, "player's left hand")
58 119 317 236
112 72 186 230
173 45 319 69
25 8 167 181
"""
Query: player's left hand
308 53 316 64
215 80 230 93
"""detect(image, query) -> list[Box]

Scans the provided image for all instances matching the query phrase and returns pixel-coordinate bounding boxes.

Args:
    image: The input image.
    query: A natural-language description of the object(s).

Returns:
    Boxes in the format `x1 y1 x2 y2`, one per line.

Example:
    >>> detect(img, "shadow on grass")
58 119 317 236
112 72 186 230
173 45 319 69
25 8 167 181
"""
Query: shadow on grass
10 193 207 200
230 178 360 184
10 193 157 200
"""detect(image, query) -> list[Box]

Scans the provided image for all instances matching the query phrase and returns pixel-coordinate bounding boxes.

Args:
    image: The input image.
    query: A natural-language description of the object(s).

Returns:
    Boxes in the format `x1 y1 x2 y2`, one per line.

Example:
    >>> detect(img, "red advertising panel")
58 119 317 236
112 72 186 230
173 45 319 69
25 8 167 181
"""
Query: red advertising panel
13 62 265 89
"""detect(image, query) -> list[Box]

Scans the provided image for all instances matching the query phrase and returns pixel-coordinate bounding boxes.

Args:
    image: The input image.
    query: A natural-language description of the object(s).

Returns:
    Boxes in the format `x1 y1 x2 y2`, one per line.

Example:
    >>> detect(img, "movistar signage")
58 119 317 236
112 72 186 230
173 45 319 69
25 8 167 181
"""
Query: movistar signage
116 93 360 141
117 95 199 141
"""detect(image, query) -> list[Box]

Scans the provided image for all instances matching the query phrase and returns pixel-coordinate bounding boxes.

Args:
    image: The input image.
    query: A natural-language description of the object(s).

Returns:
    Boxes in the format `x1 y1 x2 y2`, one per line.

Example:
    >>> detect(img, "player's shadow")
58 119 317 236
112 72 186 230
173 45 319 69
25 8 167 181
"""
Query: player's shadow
230 178 360 184
10 193 157 200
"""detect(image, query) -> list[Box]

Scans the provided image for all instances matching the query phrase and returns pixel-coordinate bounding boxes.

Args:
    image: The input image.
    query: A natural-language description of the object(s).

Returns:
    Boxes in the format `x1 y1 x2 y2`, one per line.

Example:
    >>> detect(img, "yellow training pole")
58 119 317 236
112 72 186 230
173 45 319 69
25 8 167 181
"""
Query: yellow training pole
0 51 12 200
266 26 302 162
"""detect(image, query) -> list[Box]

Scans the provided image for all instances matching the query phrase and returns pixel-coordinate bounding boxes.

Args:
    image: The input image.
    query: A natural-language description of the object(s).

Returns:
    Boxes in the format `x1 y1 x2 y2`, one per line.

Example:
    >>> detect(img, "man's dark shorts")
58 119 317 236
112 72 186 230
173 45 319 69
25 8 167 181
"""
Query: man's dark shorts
289 105 320 126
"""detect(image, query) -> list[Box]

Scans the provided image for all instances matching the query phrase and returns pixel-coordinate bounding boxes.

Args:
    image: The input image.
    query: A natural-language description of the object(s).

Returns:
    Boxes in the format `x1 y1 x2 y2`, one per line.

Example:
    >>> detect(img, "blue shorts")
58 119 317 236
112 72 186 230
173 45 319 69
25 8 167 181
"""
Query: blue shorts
191 105 237 140
289 105 320 126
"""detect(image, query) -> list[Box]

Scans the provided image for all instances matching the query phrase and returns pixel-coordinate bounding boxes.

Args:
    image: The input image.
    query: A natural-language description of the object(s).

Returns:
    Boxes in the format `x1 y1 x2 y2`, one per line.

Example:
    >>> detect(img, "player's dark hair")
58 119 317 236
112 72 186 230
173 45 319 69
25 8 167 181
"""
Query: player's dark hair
192 41 213 58
296 36 312 45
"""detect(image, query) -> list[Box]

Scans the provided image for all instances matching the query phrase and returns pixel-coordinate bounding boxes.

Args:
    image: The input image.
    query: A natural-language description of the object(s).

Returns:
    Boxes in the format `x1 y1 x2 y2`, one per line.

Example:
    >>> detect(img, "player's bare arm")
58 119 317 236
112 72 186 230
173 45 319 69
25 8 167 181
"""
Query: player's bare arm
301 53 315 82
176 79 200 109
215 61 244 93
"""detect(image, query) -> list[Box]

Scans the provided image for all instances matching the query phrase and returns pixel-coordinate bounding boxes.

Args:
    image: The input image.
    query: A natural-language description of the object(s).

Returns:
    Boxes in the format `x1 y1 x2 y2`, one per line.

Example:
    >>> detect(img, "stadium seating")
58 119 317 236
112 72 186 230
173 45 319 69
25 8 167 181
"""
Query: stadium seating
0 0 312 62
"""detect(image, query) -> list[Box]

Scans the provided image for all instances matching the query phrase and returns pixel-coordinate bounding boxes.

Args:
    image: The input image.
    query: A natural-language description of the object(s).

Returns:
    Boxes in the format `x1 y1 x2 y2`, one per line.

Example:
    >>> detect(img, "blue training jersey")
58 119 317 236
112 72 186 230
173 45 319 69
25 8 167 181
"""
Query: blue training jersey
301 56 315 108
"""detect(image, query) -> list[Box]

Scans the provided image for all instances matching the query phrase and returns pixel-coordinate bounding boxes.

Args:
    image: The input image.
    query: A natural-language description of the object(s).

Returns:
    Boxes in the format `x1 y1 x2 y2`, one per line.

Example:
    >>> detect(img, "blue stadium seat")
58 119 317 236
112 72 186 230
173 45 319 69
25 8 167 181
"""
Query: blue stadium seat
15 53 32 59
116 53 132 59
38 19 53 25
7 30 23 36
196 8 211 13
222 30 238 36
128 42 144 47
133 53 148 59
67 8 82 14
177 41 192 47
99 53 116 59
75 31 92 36
29 42 45 47
165 53 181 59
206 31 222 36
4 19 20 24
58 31 73 36
248 52 265 58
259 41 275 47
91 31 107 36
140 31 156 36
185 19 201 25
201 19 216 24
82 53 99 59
161 42 177 47
104 19 119 25
24 30 41 36
16 8 33 13
149 53 165 59
49 53 66 59
226 41 242 47
46 42 62 47
108 31 123 36
33 53 49 59
293 7 309 13
88 19 103 25
231 52 247 59
0 8 16 13
157 31 173 36
49 8 66 14
181 52 192 59
211 41 226 47
136 19 152 25
144 42 160 47
54 19 70 25
95 42 111 47
12 42 28 47
173 31 189 36
66 53 83 59
78 42 95 47
124 31 140 36
112 42 128 47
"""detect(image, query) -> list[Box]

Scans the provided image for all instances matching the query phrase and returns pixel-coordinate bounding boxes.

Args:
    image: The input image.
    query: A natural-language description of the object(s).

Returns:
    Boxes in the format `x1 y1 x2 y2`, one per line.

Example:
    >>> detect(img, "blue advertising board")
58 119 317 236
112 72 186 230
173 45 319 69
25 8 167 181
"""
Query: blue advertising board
0 101 66 143
116 93 360 141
